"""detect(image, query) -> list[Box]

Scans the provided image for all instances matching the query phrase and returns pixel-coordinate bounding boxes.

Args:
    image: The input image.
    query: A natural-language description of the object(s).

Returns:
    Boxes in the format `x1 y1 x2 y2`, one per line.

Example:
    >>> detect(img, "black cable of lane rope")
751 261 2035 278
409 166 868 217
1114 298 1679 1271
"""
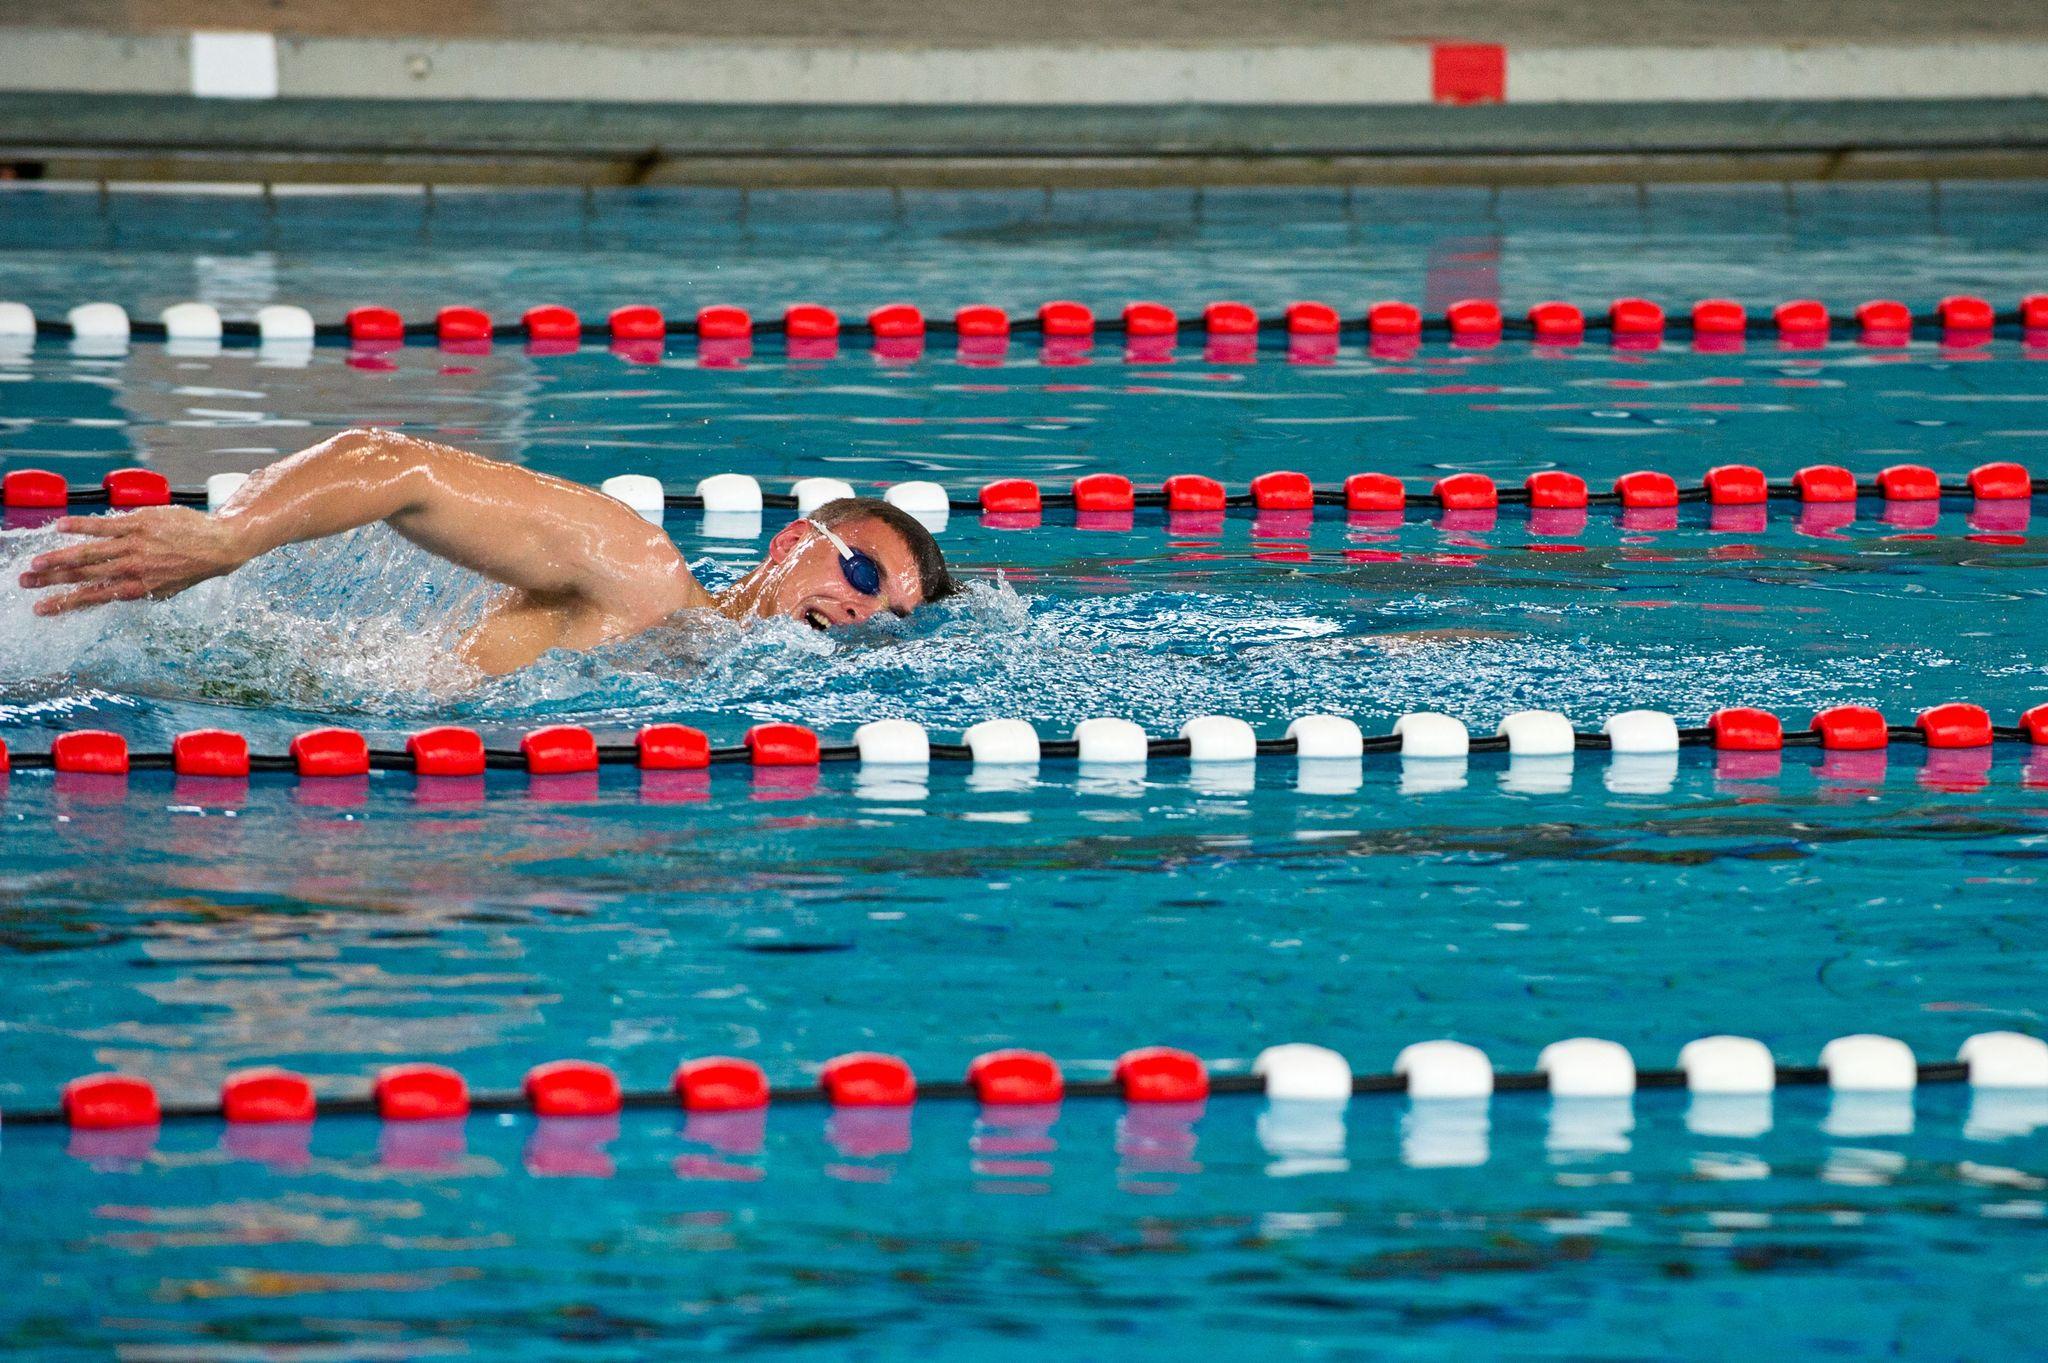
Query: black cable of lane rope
0 1060 1985 1129
43 476 2048 514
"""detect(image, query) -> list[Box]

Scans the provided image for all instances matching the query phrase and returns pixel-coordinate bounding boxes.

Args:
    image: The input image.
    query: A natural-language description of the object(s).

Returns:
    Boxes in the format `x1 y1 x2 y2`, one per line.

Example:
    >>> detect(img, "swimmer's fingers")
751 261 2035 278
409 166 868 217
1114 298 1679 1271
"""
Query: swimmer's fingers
49 514 133 538
20 538 131 586
28 577 149 617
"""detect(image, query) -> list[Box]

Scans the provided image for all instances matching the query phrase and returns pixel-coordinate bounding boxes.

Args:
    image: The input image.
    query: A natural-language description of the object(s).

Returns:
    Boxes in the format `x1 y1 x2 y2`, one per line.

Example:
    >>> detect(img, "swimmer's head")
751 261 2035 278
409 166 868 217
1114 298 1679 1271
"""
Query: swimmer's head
739 497 954 630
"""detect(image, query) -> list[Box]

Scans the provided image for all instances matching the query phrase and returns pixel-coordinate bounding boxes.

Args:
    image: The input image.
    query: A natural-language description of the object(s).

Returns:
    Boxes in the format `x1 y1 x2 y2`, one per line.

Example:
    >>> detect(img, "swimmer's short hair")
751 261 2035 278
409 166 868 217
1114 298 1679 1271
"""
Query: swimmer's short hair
809 497 956 604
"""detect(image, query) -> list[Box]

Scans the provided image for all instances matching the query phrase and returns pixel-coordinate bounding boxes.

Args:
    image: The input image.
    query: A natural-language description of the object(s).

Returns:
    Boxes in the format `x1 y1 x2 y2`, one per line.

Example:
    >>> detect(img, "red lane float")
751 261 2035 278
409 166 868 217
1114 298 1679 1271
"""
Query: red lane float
820 1052 917 1106
52 730 127 775
1918 703 1993 748
1609 298 1665 342
374 1063 469 1121
1704 464 1768 505
408 726 486 778
1615 470 1678 507
1691 298 1747 336
1251 470 1314 511
522 725 599 775
608 305 666 342
436 306 491 345
955 304 1009 338
1164 474 1227 512
980 478 1043 514
1528 301 1585 342
523 305 580 344
783 303 840 339
1524 471 1589 509
1433 472 1497 510
1812 705 1889 750
1939 295 1995 333
2022 704 2048 745
1203 301 1258 336
1115 1047 1209 1103
1345 472 1406 512
1774 299 1829 339
103 469 170 507
1040 300 1094 337
1122 302 1177 337
62 1073 160 1129
3 468 68 508
745 723 820 766
345 306 402 343
673 1056 771 1111
172 729 250 778
967 1049 1065 1105
637 723 710 770
290 728 368 778
222 1067 317 1124
1710 707 1784 750
1878 464 1941 500
1856 299 1912 343
1287 301 1340 336
524 1060 623 1117
867 303 925 338
1793 464 1858 502
1446 298 1502 343
1073 473 1135 512
1969 462 2032 499
697 305 752 340
1366 301 1421 337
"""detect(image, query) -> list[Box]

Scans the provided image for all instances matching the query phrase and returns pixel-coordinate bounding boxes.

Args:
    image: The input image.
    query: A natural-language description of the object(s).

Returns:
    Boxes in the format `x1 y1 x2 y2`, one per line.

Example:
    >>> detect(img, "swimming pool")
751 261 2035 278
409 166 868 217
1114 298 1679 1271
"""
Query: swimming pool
2 180 2046 1360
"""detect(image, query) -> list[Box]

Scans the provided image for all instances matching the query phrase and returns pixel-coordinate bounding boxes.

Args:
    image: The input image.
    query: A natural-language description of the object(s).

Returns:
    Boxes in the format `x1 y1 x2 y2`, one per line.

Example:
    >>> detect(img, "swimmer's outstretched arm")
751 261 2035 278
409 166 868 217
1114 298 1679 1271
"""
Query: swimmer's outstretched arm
18 428 706 620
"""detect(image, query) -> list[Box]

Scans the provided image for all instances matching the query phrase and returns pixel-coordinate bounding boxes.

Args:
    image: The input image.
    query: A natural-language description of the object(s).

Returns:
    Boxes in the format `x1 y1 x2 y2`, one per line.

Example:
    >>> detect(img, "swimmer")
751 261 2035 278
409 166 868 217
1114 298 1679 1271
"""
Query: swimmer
15 428 954 674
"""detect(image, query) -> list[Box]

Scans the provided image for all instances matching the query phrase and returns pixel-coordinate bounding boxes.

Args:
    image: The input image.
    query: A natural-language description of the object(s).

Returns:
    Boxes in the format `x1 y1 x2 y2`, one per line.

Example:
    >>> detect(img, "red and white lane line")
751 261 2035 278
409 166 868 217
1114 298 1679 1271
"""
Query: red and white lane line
12 1033 2046 1153
4 293 2044 359
6 461 2042 543
2 703 2044 797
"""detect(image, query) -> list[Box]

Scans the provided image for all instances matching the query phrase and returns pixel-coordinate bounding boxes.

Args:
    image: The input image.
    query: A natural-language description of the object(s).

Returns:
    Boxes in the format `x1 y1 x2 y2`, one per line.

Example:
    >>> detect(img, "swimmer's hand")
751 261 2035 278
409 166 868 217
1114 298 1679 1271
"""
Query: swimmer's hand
18 508 246 616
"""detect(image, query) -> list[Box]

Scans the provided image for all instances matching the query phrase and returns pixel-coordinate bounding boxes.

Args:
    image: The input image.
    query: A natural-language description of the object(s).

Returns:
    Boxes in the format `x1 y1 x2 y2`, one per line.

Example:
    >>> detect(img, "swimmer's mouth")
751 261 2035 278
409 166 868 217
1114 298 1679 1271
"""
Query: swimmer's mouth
804 608 830 631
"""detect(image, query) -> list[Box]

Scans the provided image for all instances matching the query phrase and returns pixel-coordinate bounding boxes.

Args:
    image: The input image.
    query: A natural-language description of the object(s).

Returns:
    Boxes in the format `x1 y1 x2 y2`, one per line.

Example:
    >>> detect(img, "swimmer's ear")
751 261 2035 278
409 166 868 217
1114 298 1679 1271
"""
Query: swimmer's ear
764 520 809 564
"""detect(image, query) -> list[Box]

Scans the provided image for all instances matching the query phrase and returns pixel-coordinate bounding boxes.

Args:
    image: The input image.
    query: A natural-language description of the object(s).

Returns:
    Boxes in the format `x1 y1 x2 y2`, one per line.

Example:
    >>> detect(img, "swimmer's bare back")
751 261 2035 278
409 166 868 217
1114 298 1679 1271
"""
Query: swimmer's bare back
17 429 709 674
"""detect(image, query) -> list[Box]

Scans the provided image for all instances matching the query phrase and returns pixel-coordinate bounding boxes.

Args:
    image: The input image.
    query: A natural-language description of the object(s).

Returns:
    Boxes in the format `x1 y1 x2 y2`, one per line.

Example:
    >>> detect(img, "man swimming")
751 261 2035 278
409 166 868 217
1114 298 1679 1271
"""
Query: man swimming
15 428 954 675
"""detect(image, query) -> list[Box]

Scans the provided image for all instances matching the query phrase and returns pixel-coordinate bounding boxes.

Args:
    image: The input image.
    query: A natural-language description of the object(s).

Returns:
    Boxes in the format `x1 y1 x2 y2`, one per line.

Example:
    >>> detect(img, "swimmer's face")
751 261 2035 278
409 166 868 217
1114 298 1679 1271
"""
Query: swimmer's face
759 515 924 630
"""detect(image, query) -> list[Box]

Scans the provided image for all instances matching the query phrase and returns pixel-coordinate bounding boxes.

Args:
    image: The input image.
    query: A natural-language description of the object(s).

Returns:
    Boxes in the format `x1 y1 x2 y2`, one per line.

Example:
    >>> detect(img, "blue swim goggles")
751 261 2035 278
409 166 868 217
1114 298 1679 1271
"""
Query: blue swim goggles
805 519 884 596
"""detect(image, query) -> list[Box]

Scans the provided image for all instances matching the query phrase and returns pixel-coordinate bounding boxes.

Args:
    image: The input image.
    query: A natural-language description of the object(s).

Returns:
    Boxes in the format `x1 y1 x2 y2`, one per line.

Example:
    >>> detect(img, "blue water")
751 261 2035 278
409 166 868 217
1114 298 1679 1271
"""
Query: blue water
1 181 2046 1359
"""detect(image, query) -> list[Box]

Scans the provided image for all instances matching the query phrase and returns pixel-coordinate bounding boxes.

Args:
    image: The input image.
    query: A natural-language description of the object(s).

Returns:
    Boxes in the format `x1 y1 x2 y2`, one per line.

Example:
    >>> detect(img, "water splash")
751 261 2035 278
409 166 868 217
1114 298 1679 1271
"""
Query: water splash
0 524 487 717
0 522 2018 743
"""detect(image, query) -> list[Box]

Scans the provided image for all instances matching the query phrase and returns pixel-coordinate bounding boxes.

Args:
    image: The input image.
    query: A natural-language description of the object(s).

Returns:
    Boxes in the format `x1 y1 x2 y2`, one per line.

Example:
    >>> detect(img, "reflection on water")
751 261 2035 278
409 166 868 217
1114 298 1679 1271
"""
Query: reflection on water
3 1087 2045 1359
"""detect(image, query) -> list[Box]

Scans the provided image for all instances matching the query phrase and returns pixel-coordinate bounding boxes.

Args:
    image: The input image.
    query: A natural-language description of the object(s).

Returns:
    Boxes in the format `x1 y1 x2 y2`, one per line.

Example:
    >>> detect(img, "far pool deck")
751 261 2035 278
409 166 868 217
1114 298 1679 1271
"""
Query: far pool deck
2 0 2046 186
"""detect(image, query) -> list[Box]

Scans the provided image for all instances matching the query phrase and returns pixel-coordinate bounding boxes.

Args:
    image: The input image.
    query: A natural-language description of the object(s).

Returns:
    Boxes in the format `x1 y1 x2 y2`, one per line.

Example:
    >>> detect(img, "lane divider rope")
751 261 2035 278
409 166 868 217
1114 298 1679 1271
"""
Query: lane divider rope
7 294 2047 353
2 703 2043 778
6 463 2041 536
11 1032 2046 1130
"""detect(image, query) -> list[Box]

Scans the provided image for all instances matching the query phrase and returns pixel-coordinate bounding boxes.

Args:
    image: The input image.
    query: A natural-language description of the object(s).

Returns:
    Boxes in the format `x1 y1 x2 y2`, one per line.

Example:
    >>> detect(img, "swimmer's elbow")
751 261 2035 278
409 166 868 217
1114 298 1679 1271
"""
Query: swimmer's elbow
323 428 441 501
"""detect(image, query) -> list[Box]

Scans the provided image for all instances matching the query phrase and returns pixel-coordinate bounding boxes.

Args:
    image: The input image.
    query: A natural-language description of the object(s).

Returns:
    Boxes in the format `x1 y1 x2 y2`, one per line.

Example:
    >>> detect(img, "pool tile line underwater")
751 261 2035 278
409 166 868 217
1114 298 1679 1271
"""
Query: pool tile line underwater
11 1035 2046 1134
10 294 2048 355
2 703 2043 780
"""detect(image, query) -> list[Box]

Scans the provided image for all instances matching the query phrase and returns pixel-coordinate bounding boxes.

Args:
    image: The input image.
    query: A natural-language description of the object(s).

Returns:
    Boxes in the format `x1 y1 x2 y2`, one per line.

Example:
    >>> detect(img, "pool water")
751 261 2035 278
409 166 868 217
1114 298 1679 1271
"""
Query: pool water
1 181 2046 1360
